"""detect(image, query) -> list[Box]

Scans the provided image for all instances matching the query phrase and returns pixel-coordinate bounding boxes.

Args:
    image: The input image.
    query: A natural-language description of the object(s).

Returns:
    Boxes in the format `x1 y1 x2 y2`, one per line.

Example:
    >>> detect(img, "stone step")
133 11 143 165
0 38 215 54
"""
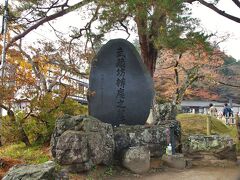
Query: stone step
162 154 192 169
150 158 164 169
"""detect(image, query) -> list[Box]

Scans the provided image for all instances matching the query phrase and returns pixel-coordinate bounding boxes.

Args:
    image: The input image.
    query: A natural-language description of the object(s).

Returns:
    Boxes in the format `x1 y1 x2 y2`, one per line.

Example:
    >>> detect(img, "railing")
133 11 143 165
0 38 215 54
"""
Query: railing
225 116 235 125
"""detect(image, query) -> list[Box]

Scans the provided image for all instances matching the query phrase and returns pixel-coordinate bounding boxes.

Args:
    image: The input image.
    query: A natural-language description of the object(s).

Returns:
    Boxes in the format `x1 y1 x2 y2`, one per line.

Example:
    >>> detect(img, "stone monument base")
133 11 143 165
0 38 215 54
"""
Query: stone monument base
114 120 181 159
50 115 181 173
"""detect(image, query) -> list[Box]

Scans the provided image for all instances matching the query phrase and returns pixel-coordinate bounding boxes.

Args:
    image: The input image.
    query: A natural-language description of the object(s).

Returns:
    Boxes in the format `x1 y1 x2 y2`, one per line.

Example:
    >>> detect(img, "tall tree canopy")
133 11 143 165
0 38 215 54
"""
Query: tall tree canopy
2 0 239 74
2 0 239 103
0 1 239 104
1 0 238 109
0 1 239 143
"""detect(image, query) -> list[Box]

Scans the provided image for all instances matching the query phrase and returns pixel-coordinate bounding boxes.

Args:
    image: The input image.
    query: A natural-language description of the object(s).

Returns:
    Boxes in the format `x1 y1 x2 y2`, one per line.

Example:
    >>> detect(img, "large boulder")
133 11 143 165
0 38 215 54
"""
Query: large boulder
2 161 57 180
183 135 237 166
51 115 114 172
114 120 181 158
122 146 150 174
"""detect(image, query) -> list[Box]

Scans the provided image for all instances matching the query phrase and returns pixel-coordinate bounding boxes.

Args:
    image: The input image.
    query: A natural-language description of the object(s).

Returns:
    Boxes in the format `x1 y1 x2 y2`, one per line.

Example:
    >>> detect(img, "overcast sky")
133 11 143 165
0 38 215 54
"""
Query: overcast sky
191 1 240 60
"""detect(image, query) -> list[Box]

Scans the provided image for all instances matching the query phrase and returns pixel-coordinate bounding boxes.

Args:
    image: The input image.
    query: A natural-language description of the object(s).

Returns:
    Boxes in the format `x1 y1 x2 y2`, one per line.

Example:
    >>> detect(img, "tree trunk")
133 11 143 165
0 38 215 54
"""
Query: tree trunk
0 115 2 146
136 7 176 123
19 128 31 146
235 114 240 143
141 41 158 77
151 51 179 123
7 109 31 146
135 8 158 77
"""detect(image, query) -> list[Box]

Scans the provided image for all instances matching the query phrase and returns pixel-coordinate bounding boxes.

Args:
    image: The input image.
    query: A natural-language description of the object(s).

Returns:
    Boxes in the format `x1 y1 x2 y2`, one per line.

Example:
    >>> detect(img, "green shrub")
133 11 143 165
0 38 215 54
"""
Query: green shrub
1 115 22 144
1 95 88 145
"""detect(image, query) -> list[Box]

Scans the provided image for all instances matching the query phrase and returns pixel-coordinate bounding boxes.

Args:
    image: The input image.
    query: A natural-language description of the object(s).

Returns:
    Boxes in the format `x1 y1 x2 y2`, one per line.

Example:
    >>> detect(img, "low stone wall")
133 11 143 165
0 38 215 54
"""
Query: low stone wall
183 135 237 166
114 120 181 158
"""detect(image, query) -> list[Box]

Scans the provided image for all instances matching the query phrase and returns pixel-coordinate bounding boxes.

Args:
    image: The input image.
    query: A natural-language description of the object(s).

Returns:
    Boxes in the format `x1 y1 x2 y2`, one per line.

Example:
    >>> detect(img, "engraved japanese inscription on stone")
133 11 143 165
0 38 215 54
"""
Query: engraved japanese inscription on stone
116 47 126 123
88 39 154 126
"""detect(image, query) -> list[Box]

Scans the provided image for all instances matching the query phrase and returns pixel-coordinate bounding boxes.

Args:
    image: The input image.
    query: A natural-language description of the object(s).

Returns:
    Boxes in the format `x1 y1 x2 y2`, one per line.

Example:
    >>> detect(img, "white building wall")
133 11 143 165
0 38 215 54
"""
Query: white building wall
0 108 7 116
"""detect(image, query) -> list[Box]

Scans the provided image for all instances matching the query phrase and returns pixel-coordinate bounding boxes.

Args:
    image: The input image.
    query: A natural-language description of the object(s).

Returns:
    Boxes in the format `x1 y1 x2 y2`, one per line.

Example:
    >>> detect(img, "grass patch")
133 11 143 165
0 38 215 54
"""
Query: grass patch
69 165 119 180
177 113 240 154
177 113 238 141
0 143 51 164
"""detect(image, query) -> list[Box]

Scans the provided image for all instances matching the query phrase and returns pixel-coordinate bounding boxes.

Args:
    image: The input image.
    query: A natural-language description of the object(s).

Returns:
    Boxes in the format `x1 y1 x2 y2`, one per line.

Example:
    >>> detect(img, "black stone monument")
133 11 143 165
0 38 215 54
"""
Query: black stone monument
88 39 154 126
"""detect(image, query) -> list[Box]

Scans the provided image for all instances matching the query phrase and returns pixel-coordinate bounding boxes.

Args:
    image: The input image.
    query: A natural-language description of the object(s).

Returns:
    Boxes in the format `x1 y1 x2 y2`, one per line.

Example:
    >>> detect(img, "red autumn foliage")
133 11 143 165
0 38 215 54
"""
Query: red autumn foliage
154 46 224 104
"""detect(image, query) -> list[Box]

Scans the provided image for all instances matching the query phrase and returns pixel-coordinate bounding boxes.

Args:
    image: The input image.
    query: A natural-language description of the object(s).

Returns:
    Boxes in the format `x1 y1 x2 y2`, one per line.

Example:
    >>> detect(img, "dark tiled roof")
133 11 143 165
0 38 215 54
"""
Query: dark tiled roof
181 100 240 107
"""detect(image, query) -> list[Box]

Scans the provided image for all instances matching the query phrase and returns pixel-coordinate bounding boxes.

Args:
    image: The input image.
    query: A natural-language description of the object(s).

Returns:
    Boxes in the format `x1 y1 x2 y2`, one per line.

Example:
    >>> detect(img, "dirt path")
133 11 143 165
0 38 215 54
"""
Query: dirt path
109 167 240 180
146 167 240 180
0 158 23 179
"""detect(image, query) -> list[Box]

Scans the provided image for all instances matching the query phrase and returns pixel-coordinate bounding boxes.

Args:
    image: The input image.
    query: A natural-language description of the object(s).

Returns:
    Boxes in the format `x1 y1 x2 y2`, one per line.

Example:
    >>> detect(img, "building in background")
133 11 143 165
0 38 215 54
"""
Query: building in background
0 69 88 116
181 100 240 115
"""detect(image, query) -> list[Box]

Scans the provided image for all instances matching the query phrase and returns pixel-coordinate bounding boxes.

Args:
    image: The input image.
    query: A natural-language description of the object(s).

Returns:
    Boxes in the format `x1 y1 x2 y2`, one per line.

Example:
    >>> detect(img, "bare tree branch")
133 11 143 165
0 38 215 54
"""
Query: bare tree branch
17 42 48 92
192 0 240 23
68 5 100 56
7 0 92 49
47 22 64 39
47 88 69 114
119 20 130 39
217 80 240 88
47 71 67 92
232 0 240 8
0 104 10 111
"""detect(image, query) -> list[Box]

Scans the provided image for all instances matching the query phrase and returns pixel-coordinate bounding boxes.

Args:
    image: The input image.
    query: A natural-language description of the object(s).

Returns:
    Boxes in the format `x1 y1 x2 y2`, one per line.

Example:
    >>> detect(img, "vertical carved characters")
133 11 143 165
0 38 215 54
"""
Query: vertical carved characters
116 47 126 123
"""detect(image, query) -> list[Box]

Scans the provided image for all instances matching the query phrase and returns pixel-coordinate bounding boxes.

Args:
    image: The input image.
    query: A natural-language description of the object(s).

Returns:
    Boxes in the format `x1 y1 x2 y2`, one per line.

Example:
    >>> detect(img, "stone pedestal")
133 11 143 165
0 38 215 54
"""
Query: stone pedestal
162 154 192 169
